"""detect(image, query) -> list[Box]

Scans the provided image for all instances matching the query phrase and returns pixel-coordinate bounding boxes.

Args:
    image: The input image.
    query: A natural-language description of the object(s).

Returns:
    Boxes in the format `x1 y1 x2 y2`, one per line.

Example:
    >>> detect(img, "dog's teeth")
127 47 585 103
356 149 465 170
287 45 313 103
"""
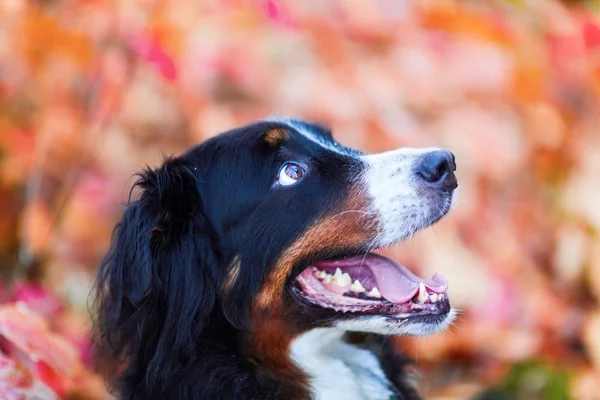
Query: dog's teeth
430 293 438 303
417 283 428 303
350 280 366 293
337 272 352 287
323 274 333 284
329 268 342 284
316 270 327 279
368 287 381 298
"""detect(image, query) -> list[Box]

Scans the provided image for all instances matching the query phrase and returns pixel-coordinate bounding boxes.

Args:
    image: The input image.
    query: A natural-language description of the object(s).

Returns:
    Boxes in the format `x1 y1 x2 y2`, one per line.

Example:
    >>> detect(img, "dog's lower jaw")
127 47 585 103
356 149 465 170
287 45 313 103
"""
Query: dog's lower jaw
335 308 458 337
288 309 457 400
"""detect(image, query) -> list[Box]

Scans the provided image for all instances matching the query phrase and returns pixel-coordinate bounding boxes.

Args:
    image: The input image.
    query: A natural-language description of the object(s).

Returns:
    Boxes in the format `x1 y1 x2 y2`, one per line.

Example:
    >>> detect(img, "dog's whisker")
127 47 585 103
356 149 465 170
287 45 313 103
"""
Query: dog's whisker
328 209 376 220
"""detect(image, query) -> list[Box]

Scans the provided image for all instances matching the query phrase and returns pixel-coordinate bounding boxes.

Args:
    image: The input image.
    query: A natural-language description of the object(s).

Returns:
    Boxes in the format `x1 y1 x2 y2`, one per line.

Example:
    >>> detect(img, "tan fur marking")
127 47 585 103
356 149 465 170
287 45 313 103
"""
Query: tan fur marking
247 188 376 397
264 128 289 145
247 312 309 397
256 191 376 310
220 256 241 294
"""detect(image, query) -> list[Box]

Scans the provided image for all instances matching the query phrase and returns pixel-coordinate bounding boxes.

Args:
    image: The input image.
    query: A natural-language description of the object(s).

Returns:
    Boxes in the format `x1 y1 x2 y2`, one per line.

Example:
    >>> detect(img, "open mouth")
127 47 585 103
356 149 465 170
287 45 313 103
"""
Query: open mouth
292 253 450 318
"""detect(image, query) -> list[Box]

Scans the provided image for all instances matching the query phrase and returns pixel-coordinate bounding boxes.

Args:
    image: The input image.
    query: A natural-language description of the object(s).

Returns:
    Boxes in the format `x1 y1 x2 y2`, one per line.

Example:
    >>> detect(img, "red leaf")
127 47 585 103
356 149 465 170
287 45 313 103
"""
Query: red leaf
0 353 57 400
583 21 600 50
0 304 82 387
36 360 65 398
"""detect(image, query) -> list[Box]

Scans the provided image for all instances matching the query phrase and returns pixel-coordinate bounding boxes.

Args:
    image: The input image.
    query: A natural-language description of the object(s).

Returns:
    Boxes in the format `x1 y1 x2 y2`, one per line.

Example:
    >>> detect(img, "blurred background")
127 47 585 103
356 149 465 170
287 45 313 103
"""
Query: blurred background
1 0 600 398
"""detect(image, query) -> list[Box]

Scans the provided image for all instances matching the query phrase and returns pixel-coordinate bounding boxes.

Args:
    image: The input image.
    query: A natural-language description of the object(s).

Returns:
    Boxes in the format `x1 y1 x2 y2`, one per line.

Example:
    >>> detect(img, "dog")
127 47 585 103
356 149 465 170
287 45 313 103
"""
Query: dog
93 118 458 400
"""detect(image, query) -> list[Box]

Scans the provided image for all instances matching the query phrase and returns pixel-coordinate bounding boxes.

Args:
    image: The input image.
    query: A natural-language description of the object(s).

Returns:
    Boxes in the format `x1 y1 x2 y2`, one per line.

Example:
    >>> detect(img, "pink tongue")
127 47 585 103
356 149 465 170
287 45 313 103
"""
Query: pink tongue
314 254 447 303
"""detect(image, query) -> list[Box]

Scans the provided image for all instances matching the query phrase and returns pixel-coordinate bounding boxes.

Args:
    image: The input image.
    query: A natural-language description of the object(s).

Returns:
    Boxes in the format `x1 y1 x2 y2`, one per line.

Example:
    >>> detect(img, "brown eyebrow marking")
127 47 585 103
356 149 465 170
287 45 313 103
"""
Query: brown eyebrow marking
264 128 289 146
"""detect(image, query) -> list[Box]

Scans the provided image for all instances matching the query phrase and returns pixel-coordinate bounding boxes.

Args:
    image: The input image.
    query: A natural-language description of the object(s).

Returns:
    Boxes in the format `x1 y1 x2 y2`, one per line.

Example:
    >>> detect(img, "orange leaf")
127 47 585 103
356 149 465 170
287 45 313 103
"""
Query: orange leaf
418 6 513 47
17 10 92 71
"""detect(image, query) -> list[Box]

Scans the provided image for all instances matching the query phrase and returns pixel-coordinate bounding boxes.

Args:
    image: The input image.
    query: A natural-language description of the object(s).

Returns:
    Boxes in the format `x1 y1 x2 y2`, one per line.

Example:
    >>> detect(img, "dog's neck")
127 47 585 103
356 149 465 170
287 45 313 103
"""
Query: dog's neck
290 328 397 400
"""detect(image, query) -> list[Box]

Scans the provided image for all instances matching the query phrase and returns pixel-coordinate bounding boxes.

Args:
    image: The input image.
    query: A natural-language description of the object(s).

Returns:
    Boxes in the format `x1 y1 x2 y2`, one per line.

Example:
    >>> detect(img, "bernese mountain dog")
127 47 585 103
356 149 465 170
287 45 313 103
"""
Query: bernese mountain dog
93 118 458 400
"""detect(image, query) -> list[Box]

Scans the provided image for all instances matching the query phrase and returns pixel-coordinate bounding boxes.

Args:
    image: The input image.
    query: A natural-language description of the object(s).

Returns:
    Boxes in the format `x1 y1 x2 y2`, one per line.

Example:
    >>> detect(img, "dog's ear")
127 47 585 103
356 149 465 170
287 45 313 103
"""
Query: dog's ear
93 156 221 393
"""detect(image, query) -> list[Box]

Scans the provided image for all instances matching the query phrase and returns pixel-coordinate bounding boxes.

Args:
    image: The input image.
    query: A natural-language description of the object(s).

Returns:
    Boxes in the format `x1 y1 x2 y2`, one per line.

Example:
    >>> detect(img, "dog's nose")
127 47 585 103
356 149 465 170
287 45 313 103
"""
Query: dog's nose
415 150 456 190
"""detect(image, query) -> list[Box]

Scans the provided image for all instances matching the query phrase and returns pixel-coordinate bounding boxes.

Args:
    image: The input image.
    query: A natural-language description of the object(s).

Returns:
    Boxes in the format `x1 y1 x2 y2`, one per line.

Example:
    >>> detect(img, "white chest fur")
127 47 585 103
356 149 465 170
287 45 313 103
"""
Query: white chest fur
290 328 395 400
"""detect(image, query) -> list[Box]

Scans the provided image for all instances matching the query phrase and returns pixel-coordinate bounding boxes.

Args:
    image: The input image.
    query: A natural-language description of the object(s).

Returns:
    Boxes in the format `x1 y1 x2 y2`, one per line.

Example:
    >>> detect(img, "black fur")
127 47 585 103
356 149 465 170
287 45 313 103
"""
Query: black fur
93 120 423 399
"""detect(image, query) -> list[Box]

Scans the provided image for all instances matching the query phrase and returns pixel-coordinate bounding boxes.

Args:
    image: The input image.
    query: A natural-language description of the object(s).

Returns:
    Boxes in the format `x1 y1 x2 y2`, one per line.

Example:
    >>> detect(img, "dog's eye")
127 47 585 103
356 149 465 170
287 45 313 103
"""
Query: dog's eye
277 162 304 186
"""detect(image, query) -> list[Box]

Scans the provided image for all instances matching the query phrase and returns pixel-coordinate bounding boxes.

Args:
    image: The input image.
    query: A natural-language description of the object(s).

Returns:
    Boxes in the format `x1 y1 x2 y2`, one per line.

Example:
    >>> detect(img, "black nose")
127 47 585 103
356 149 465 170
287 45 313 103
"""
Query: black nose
415 150 456 189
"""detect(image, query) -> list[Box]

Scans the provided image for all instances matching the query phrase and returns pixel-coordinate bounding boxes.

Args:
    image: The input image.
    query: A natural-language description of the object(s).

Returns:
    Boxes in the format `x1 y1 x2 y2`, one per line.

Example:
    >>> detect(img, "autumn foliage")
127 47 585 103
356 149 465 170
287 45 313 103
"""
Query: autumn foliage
1 0 600 399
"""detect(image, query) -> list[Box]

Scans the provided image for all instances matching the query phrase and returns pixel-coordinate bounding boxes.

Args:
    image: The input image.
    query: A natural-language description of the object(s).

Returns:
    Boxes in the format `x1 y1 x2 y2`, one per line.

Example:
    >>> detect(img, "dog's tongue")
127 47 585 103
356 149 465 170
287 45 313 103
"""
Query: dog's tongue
315 254 447 303
365 254 447 303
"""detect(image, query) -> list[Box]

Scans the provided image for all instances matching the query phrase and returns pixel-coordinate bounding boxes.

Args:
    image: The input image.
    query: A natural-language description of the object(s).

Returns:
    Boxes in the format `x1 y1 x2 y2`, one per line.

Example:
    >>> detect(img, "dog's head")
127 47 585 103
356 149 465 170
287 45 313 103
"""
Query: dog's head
94 118 458 391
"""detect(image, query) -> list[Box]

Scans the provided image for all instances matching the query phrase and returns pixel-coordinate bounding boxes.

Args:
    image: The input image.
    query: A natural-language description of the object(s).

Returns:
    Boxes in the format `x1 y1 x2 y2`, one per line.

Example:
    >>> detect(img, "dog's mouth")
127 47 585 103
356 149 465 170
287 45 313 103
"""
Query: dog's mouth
292 253 450 317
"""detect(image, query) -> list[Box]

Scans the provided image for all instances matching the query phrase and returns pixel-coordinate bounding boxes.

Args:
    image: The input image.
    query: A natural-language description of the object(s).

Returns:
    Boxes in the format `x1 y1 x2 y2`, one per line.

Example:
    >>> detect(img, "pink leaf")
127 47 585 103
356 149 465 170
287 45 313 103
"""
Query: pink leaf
9 283 63 320
261 0 296 28
129 34 177 81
